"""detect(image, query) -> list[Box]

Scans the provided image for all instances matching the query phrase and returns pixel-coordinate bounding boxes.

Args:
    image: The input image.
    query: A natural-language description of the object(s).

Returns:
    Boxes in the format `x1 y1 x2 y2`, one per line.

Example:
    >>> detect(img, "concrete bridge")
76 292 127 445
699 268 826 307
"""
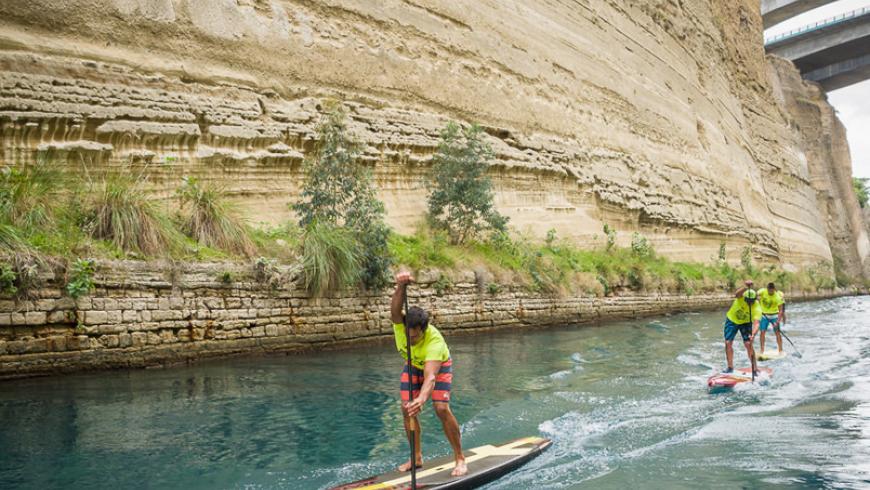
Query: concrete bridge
762 0 839 28
765 7 870 91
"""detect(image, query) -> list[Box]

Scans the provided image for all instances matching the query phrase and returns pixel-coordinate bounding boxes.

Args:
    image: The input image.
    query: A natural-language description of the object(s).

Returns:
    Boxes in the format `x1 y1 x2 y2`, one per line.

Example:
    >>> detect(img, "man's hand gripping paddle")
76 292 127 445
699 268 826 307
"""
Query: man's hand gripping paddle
402 281 418 490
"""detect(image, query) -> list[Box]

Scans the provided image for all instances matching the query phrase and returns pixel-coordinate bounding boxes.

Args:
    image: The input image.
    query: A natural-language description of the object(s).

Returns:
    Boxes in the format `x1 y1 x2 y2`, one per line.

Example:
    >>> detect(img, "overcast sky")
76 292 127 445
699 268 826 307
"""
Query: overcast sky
765 0 870 179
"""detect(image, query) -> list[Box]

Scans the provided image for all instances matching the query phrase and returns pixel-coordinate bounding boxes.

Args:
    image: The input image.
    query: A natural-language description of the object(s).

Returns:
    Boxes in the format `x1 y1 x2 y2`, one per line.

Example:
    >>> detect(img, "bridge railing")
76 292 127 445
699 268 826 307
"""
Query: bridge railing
765 6 870 46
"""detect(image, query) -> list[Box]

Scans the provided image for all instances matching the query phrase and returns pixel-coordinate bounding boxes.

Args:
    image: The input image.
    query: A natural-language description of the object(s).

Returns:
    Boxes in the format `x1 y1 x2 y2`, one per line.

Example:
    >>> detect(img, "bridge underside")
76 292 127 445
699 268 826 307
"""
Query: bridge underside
767 14 870 91
762 0 839 28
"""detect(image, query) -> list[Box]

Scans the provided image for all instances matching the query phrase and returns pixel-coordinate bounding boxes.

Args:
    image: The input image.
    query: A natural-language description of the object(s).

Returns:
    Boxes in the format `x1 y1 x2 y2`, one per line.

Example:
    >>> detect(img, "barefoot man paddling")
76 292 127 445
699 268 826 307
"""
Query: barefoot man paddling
391 271 467 477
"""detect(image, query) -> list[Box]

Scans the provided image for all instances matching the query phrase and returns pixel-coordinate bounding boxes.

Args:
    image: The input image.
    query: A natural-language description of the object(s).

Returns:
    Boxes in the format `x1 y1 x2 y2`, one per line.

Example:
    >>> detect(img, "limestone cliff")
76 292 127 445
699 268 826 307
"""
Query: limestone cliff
767 56 870 279
0 0 864 276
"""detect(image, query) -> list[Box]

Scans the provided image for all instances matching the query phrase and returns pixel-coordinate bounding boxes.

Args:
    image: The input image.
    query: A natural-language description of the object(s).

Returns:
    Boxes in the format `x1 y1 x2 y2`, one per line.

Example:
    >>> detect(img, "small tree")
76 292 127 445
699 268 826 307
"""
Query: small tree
427 122 507 245
853 177 868 208
291 108 391 291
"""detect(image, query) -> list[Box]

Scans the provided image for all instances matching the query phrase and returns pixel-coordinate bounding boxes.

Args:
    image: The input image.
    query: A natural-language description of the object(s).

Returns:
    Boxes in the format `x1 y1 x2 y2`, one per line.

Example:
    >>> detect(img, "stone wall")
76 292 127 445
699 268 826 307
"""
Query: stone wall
0 0 861 273
0 260 845 379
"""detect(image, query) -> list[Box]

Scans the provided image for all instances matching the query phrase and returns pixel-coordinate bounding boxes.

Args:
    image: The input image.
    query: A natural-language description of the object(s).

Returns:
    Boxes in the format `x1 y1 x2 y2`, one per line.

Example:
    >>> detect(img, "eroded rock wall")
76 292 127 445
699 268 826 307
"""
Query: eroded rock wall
767 56 870 279
0 0 859 272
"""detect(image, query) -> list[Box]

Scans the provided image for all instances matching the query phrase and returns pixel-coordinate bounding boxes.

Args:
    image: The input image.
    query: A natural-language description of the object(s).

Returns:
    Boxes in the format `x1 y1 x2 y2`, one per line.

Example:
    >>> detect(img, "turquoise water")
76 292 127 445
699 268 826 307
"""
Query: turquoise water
1 296 869 489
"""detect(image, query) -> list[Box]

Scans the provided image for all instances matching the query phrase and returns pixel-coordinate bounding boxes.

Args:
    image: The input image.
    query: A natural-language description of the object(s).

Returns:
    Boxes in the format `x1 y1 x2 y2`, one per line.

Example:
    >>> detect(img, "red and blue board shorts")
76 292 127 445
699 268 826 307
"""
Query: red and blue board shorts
400 358 453 404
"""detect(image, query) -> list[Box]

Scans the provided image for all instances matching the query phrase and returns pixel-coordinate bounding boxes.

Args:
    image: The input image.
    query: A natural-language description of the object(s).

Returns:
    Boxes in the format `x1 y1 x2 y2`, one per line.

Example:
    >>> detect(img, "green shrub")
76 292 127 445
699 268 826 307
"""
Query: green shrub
854 177 868 208
427 122 507 245
300 221 362 297
0 263 16 296
219 271 234 284
597 274 611 296
630 232 654 258
433 273 453 296
487 282 501 295
627 265 644 290
718 242 727 262
253 256 284 289
85 173 178 256
291 108 392 290
545 228 557 249
603 224 616 251
177 177 255 257
66 258 96 299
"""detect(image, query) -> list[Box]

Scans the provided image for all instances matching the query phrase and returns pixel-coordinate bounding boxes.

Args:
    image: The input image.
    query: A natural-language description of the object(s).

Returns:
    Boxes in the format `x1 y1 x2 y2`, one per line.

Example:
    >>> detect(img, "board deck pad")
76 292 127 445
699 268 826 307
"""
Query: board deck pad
756 350 788 361
330 436 551 490
707 367 773 388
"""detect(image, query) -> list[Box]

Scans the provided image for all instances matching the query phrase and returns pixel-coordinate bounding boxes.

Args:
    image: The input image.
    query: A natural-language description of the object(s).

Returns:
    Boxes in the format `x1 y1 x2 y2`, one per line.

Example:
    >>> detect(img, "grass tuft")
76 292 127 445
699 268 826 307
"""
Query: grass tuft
300 221 362 297
177 177 256 257
85 172 179 256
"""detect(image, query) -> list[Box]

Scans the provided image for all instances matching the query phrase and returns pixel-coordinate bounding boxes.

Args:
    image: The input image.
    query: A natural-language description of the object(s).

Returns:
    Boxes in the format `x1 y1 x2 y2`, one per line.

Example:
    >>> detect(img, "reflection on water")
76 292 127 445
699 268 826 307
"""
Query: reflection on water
1 296 869 489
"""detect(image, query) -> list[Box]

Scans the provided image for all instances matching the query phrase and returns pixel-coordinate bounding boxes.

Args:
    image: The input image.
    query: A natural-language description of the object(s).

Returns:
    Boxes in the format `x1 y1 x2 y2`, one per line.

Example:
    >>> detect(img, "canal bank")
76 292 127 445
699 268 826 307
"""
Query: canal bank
0 260 855 379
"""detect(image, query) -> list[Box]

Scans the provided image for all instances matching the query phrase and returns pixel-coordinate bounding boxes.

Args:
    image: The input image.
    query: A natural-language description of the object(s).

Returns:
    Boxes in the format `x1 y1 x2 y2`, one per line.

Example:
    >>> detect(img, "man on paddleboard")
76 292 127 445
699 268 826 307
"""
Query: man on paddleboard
391 272 468 477
722 280 762 375
758 282 786 354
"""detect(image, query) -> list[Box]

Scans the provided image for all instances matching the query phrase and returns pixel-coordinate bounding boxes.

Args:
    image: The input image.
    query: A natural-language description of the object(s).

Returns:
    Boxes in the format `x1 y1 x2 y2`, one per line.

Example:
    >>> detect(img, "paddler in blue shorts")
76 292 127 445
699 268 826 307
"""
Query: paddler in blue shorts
722 280 762 375
391 272 467 477
758 282 786 355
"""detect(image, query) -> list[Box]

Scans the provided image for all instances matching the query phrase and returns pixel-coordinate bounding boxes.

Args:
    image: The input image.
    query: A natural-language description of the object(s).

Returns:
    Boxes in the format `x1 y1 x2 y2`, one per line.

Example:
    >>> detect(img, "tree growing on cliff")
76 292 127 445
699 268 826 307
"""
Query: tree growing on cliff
427 122 507 245
291 108 391 292
854 177 868 209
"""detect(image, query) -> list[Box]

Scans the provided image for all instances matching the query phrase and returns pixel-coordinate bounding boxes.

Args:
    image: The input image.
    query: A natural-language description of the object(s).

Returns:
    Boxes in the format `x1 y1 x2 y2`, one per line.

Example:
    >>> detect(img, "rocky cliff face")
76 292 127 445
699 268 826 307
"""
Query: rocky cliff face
0 0 864 276
767 56 870 279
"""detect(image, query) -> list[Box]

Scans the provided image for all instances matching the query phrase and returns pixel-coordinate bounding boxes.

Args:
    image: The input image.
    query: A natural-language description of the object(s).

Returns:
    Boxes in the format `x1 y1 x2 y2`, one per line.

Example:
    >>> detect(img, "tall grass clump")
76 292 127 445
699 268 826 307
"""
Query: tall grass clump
300 221 362 297
177 177 255 257
84 172 178 256
291 107 392 291
0 159 62 230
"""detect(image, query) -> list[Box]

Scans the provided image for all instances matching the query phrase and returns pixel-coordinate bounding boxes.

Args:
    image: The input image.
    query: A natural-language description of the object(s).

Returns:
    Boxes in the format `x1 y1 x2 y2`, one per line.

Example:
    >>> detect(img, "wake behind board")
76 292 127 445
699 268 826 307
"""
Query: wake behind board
330 436 551 490
707 367 773 388
756 350 788 361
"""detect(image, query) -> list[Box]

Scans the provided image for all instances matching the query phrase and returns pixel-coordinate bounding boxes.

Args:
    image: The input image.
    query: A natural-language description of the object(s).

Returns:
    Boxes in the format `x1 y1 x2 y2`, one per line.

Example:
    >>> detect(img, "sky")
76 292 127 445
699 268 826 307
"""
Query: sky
764 0 870 179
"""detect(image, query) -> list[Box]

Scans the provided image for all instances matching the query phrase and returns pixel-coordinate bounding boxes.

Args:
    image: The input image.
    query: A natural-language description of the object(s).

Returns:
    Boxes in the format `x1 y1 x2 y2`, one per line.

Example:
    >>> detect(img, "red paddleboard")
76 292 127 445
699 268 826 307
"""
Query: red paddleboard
707 367 773 388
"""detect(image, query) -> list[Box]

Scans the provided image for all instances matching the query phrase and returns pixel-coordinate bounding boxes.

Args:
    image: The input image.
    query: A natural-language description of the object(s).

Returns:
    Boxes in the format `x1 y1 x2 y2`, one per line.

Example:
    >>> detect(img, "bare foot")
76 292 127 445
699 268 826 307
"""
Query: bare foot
450 460 468 477
399 459 423 472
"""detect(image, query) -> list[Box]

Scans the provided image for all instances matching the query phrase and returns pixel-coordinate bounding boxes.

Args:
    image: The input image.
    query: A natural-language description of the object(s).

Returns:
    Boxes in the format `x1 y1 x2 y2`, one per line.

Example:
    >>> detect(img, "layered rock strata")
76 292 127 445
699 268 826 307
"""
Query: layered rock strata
767 57 870 278
0 0 862 273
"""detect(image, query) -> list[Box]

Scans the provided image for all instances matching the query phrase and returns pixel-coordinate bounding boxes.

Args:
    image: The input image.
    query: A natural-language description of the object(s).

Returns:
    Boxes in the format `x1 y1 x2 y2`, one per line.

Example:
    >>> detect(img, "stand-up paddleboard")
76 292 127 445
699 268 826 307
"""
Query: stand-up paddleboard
756 350 788 361
330 436 551 490
707 367 773 388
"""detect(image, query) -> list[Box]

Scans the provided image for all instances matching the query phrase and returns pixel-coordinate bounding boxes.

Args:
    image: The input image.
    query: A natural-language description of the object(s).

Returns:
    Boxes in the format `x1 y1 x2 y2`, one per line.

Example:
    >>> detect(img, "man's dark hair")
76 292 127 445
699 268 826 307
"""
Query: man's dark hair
768 282 776 290
405 306 429 331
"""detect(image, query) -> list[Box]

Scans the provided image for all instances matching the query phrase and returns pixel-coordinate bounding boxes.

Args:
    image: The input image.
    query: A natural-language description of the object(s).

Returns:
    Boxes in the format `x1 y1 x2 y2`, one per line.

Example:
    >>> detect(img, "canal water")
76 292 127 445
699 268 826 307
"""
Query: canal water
1 296 869 489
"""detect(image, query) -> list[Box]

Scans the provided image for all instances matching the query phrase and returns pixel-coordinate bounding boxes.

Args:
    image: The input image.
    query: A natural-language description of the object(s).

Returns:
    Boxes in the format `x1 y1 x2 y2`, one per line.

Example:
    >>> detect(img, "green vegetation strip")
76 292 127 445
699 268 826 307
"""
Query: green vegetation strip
0 109 857 301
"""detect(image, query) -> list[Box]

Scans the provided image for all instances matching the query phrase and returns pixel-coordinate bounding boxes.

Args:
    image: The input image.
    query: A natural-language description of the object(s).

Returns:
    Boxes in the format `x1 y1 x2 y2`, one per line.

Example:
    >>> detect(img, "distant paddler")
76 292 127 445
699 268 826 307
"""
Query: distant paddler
758 282 786 355
722 280 761 376
391 271 468 477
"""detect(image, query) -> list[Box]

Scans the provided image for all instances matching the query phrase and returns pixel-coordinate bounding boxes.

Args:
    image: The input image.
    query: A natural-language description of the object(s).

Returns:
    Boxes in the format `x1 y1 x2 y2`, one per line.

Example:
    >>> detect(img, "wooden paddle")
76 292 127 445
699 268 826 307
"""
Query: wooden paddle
402 282 418 490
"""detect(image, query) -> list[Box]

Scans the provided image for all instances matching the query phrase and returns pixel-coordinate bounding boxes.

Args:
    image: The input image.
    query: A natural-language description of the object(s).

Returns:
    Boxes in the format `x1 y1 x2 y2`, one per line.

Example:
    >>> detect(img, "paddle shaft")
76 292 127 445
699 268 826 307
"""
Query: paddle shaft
750 302 756 382
403 284 417 490
779 310 803 358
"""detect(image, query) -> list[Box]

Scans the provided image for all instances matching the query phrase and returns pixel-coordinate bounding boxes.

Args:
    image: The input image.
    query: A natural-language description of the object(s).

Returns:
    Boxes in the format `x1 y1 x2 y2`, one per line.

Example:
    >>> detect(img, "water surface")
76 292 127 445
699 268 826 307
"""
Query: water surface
1 296 869 489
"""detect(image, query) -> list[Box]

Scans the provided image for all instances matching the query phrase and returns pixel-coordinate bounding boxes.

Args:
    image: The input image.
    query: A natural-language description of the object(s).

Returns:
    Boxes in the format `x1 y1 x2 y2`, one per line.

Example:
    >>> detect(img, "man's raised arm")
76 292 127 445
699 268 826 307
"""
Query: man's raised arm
391 272 411 324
